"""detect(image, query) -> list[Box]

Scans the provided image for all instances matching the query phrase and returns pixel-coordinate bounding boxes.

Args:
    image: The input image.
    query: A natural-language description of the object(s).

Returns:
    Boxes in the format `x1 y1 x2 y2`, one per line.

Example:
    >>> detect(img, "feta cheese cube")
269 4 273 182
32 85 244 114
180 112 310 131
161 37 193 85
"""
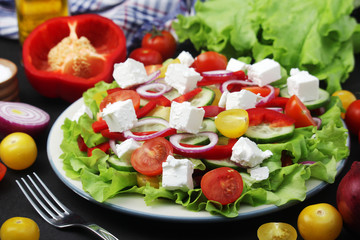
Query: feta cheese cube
230 137 272 168
113 58 148 88
101 99 138 132
218 91 228 108
165 64 202 94
287 68 319 102
226 58 247 72
115 138 141 160
247 58 281 86
169 101 205 134
248 166 270 181
225 89 261 110
162 155 194 191
177 51 194 67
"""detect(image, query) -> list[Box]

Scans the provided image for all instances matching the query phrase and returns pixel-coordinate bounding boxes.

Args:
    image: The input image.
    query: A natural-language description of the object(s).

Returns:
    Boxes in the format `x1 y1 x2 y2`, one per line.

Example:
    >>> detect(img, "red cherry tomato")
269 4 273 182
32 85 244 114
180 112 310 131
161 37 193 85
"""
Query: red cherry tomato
131 137 173 176
99 89 141 111
129 47 163 66
191 51 228 73
345 99 360 135
284 95 316 128
0 162 6 181
142 30 177 60
201 167 243 205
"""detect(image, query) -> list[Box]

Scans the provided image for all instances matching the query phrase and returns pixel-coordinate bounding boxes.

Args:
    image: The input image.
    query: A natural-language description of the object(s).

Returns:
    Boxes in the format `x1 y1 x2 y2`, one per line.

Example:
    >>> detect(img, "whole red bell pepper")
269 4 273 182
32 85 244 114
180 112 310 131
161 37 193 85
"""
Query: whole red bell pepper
22 14 127 102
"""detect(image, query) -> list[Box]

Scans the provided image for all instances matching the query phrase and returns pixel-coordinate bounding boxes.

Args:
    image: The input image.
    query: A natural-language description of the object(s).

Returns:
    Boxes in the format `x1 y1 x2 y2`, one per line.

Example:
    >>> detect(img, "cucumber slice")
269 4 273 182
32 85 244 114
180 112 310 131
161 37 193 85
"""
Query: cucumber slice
245 124 295 143
163 88 181 100
131 117 167 132
108 155 135 172
280 87 330 110
190 87 215 107
200 118 217 133
203 158 242 170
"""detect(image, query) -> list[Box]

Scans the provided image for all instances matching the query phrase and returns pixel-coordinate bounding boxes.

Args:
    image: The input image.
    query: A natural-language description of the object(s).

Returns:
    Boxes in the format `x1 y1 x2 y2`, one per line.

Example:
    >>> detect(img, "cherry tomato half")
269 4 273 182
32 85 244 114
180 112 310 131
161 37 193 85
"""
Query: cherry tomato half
191 51 227 73
141 30 177 60
0 132 37 170
345 99 360 135
215 109 249 138
0 217 40 240
129 47 163 66
201 167 243 205
257 222 297 240
297 203 342 240
284 95 316 128
99 89 141 112
131 137 173 176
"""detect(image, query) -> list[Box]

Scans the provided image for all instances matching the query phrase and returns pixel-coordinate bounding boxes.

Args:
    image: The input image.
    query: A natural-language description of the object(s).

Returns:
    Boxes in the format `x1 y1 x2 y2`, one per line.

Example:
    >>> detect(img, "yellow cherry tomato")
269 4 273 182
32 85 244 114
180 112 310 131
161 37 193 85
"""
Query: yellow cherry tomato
297 203 343 240
0 217 40 240
0 132 37 170
257 222 297 240
215 109 249 138
136 173 161 188
332 90 357 118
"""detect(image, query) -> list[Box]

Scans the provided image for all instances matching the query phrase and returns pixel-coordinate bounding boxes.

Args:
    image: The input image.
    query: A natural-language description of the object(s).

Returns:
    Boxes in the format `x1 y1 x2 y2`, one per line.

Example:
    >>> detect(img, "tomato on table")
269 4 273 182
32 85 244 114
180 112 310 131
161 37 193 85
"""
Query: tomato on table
0 217 40 240
345 99 360 135
257 222 297 240
0 162 6 181
297 203 342 240
284 95 316 128
201 167 243 205
215 109 249 138
0 132 37 170
128 47 163 66
131 137 173 176
191 51 228 73
141 29 177 60
99 89 141 111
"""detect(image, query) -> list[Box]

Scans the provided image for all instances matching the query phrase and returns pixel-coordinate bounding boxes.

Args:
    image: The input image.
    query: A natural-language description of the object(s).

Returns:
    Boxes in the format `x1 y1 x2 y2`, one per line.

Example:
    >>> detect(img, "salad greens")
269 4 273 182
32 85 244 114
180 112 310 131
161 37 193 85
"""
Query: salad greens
59 81 349 218
173 0 360 94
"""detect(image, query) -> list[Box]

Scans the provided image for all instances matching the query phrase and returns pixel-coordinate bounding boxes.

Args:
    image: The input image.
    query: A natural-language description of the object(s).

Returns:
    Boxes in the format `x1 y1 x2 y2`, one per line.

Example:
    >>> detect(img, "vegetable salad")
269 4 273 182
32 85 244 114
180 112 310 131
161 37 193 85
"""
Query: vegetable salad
59 54 349 218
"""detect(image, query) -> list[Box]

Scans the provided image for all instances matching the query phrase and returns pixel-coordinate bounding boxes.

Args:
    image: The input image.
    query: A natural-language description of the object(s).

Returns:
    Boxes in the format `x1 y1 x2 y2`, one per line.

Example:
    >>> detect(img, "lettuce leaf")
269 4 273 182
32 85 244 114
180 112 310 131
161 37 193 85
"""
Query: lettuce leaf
173 0 360 93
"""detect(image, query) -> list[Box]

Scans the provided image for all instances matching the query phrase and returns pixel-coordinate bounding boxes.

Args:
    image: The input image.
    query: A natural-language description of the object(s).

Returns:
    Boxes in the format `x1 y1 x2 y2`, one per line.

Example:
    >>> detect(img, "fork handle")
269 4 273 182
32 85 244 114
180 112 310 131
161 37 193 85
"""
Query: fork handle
83 224 119 240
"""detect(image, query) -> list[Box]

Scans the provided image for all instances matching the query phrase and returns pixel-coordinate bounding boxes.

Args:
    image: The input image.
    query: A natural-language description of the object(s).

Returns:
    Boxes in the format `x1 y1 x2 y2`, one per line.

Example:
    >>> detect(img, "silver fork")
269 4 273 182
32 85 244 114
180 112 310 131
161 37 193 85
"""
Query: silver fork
16 173 119 240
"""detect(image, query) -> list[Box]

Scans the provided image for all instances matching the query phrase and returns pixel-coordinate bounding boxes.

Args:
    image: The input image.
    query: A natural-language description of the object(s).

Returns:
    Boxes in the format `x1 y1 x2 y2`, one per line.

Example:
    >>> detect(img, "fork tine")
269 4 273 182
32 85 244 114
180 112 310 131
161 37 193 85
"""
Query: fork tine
27 173 67 217
32 172 71 213
16 179 55 224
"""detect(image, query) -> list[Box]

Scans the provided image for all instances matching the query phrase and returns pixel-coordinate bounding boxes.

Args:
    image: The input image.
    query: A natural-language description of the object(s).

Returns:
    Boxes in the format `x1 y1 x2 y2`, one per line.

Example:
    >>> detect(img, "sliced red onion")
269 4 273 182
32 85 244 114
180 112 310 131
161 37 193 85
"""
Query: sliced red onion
0 101 50 137
202 70 234 78
220 80 256 93
313 117 322 129
169 132 218 153
109 139 117 154
136 82 169 98
144 69 161 84
299 161 316 165
123 117 172 141
256 85 276 106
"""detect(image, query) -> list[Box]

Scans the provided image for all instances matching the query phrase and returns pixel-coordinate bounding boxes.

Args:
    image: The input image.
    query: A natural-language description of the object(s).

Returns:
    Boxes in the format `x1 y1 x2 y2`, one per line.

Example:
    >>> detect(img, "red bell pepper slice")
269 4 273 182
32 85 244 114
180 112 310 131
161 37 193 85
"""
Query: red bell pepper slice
173 138 237 159
200 106 225 117
100 129 127 141
77 135 88 152
87 141 111 157
92 119 108 133
172 88 202 103
22 14 127 102
136 100 158 118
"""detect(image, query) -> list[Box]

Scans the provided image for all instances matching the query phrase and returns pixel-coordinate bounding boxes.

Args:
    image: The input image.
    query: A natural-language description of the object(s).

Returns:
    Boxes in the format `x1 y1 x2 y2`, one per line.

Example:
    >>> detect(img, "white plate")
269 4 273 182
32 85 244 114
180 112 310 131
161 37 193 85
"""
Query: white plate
47 98 348 222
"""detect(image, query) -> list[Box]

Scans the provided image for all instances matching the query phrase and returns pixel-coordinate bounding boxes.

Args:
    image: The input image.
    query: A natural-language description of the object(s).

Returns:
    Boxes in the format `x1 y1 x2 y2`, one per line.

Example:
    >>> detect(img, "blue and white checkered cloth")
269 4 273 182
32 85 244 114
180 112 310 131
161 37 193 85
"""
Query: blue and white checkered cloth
0 0 194 50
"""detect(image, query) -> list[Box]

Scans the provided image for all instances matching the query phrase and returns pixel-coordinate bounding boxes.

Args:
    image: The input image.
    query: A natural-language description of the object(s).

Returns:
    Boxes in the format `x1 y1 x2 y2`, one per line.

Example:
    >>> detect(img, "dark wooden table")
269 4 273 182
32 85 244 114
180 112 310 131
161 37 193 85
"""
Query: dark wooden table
0 34 359 239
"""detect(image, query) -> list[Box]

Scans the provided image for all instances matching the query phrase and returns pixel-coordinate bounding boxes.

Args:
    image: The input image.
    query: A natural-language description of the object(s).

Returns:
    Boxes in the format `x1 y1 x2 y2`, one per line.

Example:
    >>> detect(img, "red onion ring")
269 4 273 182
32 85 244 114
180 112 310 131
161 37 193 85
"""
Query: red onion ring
202 70 234 77
144 69 161 84
265 107 283 113
313 117 322 129
299 161 316 165
0 101 50 136
123 117 173 141
256 85 275 106
220 80 255 93
136 82 169 98
169 132 218 153
109 139 117 154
